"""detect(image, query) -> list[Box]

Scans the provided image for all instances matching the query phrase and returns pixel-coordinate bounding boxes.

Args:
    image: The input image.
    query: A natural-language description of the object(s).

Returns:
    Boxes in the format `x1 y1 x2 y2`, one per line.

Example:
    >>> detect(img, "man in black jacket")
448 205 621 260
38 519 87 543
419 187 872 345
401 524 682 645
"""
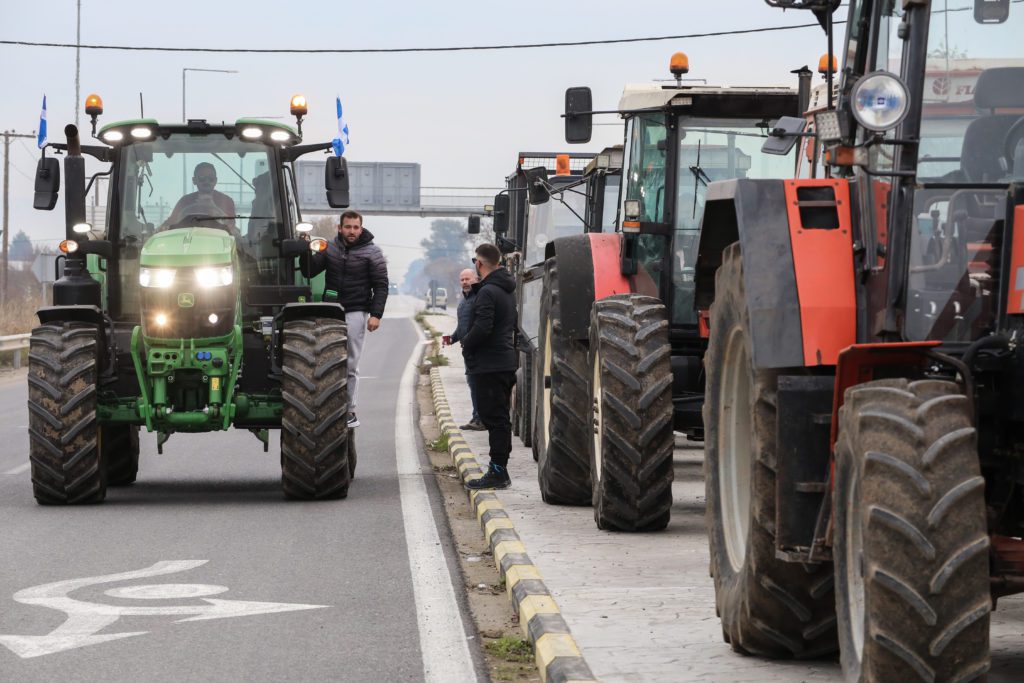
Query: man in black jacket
445 267 483 431
305 210 389 427
463 243 518 490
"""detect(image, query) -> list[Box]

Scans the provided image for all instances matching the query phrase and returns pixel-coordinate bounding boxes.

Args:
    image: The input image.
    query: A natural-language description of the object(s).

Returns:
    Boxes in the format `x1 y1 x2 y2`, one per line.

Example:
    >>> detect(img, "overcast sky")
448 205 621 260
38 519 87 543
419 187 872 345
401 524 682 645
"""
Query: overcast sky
1 0 834 283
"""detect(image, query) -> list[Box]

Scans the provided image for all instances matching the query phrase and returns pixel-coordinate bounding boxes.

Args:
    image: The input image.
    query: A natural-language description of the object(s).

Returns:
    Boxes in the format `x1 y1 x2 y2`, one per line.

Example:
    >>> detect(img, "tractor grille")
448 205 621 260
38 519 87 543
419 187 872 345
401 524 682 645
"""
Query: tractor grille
142 284 236 340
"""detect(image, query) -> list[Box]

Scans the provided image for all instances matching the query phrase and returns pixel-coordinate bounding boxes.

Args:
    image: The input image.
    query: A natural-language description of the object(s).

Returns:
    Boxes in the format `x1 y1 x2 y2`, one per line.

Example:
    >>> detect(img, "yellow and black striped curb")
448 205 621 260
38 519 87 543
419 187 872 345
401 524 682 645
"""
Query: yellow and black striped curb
428 367 598 683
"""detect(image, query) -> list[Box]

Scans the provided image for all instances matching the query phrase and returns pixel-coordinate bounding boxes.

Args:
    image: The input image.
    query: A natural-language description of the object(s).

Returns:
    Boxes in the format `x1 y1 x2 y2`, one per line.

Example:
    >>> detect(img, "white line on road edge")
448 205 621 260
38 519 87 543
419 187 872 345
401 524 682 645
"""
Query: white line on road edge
395 322 477 682
4 462 30 476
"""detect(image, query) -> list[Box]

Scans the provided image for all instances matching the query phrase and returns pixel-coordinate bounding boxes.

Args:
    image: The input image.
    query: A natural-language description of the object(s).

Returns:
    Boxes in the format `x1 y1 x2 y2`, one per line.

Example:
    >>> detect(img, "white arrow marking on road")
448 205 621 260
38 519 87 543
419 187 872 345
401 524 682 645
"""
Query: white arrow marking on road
0 560 327 658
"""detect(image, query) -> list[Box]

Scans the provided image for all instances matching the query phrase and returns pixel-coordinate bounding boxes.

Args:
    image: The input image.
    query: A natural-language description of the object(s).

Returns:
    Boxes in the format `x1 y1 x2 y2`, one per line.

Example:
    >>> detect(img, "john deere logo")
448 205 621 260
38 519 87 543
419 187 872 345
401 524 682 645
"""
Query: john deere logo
178 293 195 308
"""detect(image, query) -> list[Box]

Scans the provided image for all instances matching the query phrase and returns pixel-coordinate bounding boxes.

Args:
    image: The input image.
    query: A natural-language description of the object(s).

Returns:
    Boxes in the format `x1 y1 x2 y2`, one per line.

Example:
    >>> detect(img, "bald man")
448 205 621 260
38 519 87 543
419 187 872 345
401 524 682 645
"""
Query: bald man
444 267 483 430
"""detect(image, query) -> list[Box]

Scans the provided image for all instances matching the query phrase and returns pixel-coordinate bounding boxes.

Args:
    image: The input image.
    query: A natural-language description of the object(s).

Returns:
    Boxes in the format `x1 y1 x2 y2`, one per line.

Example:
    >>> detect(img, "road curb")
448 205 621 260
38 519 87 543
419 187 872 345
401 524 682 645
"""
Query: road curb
429 368 598 683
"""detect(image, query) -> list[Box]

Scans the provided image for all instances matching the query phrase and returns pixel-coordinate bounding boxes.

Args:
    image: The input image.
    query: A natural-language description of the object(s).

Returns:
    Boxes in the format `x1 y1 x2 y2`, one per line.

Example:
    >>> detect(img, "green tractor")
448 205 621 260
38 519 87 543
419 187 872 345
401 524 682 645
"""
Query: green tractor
28 94 354 504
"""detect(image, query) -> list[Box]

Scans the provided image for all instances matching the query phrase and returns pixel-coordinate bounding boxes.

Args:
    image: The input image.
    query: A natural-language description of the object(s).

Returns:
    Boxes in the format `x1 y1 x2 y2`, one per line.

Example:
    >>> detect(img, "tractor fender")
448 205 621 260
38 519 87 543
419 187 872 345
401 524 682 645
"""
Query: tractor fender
276 302 346 326
36 304 106 327
545 233 631 342
694 178 856 370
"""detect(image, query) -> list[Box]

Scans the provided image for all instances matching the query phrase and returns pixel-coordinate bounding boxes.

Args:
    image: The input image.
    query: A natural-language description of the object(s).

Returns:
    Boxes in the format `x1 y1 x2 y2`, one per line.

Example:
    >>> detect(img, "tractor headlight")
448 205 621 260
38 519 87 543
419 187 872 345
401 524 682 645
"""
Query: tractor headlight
139 267 176 288
851 72 910 132
194 265 234 288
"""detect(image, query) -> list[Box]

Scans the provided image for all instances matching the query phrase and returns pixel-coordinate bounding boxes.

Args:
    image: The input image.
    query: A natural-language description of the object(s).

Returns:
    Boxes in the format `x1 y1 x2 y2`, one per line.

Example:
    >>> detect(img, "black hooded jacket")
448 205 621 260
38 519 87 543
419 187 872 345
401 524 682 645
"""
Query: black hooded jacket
305 229 389 318
461 267 518 375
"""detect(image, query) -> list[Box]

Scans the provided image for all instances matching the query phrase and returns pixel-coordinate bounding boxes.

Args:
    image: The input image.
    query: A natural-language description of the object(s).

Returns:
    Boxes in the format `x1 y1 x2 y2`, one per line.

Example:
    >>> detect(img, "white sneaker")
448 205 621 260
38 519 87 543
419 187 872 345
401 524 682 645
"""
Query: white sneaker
347 412 360 428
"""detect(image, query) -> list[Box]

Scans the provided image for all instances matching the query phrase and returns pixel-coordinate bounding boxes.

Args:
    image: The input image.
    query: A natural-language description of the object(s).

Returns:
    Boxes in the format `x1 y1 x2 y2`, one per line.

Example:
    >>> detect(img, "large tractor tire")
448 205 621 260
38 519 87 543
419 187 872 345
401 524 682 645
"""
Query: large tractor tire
588 295 674 531
534 258 591 505
704 243 837 658
103 424 140 486
27 322 107 505
280 317 351 500
834 379 990 682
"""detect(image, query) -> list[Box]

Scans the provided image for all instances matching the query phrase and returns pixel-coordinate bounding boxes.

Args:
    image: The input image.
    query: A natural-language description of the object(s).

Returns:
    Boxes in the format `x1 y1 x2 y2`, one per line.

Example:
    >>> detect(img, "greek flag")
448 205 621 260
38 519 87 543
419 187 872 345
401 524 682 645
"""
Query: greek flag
37 95 47 149
332 96 350 157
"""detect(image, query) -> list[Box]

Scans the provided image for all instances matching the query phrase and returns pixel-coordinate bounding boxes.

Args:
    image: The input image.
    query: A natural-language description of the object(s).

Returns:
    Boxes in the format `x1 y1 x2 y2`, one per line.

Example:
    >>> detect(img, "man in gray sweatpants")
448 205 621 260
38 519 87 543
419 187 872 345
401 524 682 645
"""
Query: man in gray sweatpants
304 210 389 427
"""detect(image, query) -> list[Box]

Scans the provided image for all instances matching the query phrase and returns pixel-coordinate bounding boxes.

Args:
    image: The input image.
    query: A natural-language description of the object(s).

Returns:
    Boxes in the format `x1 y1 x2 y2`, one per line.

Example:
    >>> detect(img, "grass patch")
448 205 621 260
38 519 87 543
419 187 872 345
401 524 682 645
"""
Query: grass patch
485 635 533 664
427 433 450 452
425 353 449 366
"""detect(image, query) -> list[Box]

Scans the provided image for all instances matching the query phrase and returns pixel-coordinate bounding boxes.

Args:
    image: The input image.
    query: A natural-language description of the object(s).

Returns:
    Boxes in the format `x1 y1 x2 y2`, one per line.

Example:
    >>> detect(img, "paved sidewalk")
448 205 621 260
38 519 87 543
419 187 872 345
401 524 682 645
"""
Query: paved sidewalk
426 313 1024 682
428 315 838 682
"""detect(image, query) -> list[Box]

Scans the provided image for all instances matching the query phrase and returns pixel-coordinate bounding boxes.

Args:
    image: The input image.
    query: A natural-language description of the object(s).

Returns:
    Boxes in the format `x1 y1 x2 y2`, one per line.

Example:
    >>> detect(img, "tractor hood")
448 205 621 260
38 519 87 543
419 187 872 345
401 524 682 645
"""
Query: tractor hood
140 228 235 268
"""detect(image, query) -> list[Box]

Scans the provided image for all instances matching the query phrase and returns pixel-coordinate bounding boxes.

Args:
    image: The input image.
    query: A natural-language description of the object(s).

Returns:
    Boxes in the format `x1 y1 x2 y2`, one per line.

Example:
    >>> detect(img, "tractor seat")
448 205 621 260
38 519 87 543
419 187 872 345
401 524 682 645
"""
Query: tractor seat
960 67 1024 182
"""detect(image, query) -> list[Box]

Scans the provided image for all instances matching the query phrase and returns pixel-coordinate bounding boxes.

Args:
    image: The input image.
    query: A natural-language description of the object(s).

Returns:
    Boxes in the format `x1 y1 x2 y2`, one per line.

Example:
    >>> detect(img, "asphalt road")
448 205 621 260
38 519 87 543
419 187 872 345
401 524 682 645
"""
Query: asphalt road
0 296 482 681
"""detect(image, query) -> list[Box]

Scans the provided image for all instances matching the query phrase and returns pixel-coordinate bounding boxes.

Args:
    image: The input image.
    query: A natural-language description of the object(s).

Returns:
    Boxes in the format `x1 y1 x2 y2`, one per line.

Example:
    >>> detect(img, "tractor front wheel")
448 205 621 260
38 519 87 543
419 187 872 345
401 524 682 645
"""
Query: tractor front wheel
704 243 837 657
834 379 990 682
280 317 351 500
27 322 106 505
588 294 674 531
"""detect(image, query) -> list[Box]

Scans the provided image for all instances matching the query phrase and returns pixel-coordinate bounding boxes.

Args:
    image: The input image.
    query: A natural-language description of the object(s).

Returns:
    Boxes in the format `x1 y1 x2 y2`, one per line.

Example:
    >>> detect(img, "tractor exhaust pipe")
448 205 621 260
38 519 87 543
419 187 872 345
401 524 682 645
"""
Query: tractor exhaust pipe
63 125 87 239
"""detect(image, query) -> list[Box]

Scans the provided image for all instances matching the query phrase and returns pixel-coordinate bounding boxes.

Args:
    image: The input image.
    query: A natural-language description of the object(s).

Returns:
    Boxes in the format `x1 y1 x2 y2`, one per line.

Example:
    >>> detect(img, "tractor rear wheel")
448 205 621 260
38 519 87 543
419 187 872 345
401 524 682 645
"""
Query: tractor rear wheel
280 317 351 500
588 295 674 531
705 243 837 658
834 379 990 682
103 425 140 486
27 322 107 505
534 258 591 505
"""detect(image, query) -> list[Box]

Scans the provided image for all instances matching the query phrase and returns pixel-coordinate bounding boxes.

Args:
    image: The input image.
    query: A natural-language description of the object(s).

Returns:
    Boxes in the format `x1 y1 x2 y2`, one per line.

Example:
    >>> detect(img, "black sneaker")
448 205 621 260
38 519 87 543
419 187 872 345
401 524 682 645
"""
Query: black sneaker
347 412 360 428
466 463 510 490
460 420 486 431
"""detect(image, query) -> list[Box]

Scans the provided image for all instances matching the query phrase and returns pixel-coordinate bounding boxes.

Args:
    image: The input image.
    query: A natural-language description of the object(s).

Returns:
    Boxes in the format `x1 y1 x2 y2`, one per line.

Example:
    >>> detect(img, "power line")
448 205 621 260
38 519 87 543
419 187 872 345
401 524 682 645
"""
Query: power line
0 21 839 55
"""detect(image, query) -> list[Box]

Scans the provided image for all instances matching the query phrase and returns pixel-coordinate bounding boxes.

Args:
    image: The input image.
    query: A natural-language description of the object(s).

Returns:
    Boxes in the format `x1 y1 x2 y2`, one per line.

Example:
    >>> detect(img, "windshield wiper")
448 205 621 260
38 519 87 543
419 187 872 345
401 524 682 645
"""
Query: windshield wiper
689 141 711 219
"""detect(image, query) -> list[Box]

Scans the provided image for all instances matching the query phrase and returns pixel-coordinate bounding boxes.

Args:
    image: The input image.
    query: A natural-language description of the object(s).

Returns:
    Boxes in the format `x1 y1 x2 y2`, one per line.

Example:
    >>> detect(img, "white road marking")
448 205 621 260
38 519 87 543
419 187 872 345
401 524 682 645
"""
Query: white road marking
395 323 477 682
0 560 326 658
4 462 30 476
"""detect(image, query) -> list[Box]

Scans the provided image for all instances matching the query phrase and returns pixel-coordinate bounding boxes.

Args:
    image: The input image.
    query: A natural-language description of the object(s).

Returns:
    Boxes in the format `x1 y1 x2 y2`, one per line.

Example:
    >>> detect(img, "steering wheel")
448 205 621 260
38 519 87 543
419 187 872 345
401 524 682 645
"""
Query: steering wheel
1002 116 1024 175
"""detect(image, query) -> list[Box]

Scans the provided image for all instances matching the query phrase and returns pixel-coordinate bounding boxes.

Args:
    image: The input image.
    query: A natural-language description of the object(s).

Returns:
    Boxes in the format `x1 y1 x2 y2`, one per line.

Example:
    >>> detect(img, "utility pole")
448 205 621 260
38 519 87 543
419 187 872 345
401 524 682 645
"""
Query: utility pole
75 0 82 128
1 131 37 307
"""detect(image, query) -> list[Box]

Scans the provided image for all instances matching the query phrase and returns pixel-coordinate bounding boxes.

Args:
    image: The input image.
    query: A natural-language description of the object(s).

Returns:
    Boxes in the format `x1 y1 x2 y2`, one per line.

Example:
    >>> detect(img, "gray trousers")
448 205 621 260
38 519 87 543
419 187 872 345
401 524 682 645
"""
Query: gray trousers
346 311 369 411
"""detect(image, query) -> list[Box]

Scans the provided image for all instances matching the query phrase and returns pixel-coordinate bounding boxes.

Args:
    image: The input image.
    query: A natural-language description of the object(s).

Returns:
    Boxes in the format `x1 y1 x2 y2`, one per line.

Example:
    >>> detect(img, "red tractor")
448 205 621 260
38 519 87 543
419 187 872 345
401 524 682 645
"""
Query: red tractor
698 0 1024 679
536 56 801 530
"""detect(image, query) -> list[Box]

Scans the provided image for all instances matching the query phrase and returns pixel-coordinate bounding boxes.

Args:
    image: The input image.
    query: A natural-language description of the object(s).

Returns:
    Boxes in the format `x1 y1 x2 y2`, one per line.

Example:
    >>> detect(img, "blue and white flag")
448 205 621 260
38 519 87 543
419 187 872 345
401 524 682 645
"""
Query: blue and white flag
332 96 350 157
37 95 47 149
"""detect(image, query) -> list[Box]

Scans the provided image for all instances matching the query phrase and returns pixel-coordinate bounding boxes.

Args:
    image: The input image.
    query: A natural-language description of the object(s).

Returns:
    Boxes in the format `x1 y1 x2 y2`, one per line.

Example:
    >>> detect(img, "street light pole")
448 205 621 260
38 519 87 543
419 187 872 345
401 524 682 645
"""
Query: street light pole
1 131 38 307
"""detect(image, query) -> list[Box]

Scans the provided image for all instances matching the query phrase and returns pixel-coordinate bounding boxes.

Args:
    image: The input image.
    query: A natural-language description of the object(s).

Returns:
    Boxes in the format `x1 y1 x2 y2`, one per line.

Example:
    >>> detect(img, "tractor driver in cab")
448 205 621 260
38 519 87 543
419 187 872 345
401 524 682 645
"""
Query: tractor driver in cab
161 162 238 233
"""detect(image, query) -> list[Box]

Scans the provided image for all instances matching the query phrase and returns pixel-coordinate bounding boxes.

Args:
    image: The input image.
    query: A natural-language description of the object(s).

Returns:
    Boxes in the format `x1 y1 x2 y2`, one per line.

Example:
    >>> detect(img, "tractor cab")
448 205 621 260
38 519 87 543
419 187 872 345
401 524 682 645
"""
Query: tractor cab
611 67 799 329
27 95 356 504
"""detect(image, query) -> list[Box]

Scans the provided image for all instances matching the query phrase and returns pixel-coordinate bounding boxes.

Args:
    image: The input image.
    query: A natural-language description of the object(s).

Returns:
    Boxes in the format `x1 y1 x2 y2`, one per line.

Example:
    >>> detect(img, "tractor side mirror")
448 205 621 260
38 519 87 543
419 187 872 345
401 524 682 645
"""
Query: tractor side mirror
280 238 308 258
525 167 550 205
975 0 1009 23
761 116 807 156
325 156 350 208
467 215 481 235
34 158 60 211
565 87 593 144
493 194 510 235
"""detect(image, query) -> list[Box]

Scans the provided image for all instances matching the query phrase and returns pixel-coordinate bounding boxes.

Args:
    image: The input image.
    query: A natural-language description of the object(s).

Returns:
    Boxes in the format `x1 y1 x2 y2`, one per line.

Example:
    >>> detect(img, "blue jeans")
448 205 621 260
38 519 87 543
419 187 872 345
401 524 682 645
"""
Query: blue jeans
466 373 480 422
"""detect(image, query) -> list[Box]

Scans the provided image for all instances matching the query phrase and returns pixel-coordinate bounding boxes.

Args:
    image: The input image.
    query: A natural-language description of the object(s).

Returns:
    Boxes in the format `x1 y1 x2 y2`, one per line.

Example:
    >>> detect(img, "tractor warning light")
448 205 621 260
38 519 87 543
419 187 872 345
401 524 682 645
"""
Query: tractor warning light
555 154 571 176
289 94 308 117
59 239 78 254
670 52 690 77
84 94 104 116
818 54 838 75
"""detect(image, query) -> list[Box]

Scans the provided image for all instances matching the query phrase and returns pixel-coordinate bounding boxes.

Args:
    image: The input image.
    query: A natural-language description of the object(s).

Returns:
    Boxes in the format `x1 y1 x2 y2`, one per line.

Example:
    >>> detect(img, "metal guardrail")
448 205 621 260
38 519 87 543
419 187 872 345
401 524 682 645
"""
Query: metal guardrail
0 333 30 369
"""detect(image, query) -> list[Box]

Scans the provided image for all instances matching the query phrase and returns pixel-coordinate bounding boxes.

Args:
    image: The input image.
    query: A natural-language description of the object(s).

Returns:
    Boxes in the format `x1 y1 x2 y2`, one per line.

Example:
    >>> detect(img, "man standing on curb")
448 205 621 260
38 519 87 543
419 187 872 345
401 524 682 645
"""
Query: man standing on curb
462 243 518 490
305 210 389 428
445 268 484 431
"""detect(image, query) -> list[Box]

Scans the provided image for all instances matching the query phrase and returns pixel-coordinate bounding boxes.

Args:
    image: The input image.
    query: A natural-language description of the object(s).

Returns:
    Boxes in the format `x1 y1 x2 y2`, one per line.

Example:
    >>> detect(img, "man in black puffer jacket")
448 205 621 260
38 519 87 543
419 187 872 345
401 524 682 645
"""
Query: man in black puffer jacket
305 210 389 428
462 243 518 490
